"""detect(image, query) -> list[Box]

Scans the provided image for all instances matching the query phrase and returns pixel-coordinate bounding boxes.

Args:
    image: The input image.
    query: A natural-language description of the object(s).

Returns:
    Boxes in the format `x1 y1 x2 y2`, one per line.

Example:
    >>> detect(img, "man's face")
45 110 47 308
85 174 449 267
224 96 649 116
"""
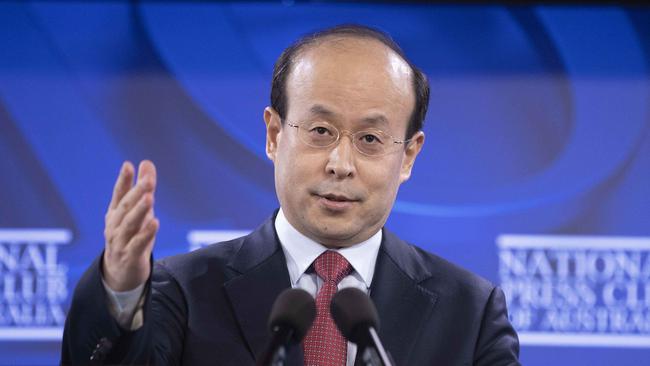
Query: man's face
264 37 425 248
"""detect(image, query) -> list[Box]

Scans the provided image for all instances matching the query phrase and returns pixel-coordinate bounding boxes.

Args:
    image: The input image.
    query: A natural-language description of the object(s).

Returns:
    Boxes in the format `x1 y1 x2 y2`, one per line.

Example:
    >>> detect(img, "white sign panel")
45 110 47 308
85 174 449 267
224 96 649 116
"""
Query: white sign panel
0 229 71 341
497 235 650 348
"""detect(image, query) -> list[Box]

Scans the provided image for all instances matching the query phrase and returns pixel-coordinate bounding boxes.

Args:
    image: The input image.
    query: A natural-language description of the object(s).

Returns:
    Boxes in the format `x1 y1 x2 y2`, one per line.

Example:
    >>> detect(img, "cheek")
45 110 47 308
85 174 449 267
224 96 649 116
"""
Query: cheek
366 159 403 201
375 156 403 181
274 145 295 201
276 145 317 194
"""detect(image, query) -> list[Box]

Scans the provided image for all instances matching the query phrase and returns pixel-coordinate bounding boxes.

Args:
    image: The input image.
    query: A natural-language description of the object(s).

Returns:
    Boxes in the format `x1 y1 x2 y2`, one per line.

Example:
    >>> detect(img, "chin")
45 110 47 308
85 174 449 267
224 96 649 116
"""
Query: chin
310 225 361 245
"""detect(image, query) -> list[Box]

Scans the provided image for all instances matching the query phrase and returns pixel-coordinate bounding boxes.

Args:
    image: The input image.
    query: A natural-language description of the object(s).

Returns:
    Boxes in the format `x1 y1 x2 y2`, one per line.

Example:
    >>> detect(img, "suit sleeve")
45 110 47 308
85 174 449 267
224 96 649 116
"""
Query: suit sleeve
473 286 521 366
60 254 188 365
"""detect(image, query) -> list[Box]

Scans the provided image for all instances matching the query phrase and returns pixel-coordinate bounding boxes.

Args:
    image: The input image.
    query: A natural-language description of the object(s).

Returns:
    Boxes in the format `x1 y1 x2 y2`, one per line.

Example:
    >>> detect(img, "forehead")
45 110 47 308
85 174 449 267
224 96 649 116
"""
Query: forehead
285 37 414 130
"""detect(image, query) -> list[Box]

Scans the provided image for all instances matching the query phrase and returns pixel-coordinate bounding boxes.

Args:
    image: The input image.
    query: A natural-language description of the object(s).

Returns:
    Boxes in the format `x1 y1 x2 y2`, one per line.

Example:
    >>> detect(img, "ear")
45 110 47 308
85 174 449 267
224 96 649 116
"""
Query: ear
264 107 282 162
399 131 425 183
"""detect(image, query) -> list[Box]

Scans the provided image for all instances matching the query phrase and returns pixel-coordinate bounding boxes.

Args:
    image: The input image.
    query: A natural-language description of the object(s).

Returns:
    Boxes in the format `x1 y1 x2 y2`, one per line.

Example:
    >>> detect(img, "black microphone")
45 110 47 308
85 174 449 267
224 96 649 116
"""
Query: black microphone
330 287 394 366
257 288 316 366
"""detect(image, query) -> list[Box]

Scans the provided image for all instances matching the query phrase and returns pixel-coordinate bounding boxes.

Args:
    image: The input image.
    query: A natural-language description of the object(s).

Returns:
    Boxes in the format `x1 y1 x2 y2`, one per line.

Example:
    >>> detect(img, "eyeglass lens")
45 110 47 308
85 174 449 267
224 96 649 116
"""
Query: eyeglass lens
297 121 400 156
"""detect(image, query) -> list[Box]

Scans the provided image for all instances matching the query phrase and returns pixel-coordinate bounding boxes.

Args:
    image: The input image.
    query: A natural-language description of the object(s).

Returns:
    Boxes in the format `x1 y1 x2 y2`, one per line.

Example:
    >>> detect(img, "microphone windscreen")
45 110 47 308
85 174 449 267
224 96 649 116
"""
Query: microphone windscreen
268 288 316 342
330 287 380 344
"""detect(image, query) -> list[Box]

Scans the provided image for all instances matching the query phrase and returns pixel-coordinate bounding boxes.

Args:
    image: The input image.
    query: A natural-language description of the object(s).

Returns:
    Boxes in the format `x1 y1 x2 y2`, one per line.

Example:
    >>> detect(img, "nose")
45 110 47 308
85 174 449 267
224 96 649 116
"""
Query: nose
325 134 356 179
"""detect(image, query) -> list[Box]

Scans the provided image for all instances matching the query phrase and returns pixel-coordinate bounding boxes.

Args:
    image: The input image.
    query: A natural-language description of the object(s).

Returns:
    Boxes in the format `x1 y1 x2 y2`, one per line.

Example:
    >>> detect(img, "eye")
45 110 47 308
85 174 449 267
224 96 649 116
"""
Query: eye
359 133 382 144
304 123 336 146
363 135 376 143
313 126 331 135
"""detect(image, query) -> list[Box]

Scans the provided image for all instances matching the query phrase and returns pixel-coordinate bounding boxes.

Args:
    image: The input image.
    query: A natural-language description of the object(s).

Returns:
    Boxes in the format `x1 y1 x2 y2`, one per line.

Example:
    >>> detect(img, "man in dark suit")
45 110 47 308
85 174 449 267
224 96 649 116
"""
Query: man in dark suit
61 25 520 365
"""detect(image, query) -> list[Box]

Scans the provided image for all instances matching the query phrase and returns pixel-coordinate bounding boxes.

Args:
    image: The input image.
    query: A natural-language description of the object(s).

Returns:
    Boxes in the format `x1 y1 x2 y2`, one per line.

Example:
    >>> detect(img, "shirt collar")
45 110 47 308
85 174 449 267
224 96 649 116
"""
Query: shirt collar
275 208 382 288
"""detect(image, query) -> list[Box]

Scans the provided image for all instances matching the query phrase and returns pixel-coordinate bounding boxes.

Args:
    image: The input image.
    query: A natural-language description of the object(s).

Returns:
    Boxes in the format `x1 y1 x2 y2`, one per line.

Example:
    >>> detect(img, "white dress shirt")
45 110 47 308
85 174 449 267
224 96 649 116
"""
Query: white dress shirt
104 208 382 366
275 209 382 366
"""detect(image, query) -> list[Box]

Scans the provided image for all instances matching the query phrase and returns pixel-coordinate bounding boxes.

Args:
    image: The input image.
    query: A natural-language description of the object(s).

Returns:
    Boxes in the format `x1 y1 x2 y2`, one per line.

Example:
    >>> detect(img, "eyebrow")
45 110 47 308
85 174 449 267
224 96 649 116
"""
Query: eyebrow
309 104 337 118
360 114 389 127
309 104 389 127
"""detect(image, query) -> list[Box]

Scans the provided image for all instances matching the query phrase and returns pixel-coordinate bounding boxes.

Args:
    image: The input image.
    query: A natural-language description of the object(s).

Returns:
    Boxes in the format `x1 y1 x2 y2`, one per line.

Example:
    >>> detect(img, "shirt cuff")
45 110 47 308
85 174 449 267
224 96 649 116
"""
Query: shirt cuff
101 278 146 330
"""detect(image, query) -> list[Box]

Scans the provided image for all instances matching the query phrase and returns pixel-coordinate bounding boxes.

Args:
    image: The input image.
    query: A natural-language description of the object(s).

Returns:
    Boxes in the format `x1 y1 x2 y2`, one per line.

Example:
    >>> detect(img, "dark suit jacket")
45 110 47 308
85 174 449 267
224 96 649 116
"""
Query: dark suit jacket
61 214 520 365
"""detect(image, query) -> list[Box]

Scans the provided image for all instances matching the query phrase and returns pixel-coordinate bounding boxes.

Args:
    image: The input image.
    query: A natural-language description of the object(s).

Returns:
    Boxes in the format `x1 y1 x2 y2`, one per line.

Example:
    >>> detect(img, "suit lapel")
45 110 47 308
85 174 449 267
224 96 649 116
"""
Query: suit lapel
223 218 438 365
223 216 304 365
362 229 439 366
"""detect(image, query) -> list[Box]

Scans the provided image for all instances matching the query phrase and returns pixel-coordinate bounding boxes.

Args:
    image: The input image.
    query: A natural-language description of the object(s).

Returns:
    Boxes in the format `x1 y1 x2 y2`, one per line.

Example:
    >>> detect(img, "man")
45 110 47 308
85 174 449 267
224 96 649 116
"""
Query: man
61 25 520 365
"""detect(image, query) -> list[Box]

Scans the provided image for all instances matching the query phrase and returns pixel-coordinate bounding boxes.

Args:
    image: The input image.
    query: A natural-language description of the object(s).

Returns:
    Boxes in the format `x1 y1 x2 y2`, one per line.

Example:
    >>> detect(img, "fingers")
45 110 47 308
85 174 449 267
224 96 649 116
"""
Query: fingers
138 160 157 194
117 192 154 243
129 217 159 254
106 162 157 230
109 162 134 210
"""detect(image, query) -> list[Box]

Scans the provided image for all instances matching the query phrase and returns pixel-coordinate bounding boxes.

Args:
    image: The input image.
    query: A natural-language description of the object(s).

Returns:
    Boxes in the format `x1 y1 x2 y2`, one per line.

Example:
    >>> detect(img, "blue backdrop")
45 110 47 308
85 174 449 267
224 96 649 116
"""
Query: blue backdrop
1 2 649 365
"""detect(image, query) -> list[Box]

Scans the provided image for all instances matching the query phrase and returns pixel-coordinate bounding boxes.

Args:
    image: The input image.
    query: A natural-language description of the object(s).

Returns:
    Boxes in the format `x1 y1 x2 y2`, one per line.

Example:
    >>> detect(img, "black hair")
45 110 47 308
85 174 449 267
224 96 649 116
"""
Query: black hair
270 24 429 139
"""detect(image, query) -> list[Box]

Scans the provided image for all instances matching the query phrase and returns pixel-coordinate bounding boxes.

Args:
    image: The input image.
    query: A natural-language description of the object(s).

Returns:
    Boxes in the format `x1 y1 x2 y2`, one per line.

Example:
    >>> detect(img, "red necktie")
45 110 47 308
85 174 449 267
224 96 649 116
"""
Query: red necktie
303 250 352 366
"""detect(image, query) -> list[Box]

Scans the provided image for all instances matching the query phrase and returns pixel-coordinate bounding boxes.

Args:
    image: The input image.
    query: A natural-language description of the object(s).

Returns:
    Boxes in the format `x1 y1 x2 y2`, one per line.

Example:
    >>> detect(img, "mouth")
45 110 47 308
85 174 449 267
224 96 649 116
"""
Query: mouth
313 192 360 211
320 193 357 202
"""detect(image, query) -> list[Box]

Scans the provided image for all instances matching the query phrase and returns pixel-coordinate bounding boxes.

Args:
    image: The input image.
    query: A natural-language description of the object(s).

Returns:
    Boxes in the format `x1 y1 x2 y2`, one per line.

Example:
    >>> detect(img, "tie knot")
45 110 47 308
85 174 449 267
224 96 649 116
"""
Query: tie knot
314 251 352 284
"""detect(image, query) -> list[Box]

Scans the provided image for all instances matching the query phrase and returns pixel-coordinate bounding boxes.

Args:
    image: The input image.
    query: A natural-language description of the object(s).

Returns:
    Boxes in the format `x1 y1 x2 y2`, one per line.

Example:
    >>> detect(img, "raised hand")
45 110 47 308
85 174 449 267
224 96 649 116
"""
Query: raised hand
102 160 159 291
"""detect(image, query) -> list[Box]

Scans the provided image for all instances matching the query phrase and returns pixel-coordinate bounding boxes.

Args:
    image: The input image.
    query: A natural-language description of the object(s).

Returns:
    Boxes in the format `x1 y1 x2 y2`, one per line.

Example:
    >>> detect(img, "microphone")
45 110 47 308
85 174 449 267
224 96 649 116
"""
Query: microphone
330 287 393 366
257 288 316 366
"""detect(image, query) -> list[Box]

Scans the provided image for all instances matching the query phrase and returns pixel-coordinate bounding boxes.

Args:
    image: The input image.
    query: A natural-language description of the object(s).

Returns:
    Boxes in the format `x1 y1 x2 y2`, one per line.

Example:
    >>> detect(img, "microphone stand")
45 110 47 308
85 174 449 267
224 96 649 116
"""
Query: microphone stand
269 347 287 366
257 326 294 366
359 327 394 366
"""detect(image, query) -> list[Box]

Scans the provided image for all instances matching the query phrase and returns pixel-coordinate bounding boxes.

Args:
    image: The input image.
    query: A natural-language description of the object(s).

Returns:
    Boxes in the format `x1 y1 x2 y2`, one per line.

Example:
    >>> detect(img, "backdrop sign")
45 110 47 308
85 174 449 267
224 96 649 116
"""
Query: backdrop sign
0 229 70 341
498 235 650 347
